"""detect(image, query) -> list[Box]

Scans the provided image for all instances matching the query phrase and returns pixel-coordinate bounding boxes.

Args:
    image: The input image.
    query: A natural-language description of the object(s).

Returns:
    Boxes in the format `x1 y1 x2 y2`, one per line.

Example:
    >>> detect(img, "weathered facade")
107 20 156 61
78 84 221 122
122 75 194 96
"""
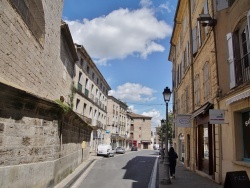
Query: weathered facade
74 44 111 152
127 112 152 150
214 0 250 184
0 0 92 187
106 96 129 149
169 0 250 185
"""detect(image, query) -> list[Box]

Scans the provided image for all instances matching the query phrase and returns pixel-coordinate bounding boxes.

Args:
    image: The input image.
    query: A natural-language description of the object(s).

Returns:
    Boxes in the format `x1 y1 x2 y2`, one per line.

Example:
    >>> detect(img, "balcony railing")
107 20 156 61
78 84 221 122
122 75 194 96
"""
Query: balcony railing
235 52 250 85
77 83 82 92
85 89 89 97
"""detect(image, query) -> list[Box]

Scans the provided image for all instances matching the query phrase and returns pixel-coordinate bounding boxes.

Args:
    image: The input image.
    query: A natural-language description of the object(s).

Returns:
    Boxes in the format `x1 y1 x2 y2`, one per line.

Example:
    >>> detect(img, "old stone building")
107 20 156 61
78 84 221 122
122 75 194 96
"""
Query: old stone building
169 0 219 182
106 96 129 149
74 44 111 152
0 0 92 187
169 0 250 185
127 112 152 149
214 0 250 184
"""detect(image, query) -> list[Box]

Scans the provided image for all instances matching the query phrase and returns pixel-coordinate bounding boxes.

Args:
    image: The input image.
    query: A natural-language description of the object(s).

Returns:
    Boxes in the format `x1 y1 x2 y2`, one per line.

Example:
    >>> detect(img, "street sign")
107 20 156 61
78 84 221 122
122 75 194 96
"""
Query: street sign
209 110 225 124
176 114 191 127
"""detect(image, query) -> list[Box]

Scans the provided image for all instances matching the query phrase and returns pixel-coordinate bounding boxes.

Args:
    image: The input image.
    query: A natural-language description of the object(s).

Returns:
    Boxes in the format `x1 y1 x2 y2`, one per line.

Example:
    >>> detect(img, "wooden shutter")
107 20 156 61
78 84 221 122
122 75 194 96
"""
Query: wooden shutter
186 42 190 65
247 10 250 50
192 27 198 54
226 33 236 88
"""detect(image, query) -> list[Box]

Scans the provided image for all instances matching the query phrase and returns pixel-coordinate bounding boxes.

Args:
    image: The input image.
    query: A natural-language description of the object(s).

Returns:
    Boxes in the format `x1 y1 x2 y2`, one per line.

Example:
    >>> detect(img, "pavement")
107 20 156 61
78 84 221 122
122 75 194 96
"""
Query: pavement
55 151 224 188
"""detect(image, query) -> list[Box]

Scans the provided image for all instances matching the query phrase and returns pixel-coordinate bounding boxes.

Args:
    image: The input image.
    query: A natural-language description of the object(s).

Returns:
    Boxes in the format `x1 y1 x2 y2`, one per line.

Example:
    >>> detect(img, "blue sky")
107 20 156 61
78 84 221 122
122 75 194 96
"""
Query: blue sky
62 0 177 130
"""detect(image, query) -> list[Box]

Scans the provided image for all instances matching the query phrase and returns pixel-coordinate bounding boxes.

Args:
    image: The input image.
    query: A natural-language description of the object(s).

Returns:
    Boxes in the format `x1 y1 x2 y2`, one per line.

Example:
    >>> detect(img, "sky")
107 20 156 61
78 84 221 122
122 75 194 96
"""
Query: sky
62 0 177 130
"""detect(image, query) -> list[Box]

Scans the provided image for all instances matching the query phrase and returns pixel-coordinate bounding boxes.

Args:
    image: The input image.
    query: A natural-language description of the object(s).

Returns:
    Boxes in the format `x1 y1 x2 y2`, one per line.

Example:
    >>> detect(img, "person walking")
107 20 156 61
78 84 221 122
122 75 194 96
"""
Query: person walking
168 147 178 178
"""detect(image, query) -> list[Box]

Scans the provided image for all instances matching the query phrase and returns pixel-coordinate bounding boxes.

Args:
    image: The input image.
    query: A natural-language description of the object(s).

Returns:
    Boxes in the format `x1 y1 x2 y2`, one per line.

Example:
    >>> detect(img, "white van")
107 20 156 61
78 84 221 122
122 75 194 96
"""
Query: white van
97 144 114 157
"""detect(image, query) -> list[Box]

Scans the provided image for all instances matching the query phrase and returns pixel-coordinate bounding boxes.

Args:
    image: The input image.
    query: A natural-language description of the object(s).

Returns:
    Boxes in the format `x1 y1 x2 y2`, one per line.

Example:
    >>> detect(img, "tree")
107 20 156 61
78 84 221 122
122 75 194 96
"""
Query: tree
157 113 174 147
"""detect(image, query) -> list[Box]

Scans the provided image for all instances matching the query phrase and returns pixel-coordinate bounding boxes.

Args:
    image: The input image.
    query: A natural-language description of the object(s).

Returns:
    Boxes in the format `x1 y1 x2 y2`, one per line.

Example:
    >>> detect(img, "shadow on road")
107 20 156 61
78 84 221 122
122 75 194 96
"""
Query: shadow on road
122 156 157 188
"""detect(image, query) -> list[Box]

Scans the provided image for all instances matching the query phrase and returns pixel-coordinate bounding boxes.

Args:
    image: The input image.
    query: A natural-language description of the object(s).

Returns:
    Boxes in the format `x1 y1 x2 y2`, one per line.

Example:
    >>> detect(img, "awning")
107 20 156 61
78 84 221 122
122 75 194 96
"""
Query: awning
191 102 213 119
226 89 250 105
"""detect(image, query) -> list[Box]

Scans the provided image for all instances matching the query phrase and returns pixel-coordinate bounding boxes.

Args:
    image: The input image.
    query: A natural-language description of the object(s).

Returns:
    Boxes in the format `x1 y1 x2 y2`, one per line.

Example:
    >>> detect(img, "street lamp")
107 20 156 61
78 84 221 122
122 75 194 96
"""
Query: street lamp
160 119 165 164
161 86 172 185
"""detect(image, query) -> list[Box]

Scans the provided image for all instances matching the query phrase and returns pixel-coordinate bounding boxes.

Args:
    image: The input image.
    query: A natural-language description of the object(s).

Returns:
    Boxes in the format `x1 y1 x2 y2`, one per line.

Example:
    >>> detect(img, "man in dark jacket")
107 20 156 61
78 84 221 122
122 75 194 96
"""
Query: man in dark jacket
168 147 178 178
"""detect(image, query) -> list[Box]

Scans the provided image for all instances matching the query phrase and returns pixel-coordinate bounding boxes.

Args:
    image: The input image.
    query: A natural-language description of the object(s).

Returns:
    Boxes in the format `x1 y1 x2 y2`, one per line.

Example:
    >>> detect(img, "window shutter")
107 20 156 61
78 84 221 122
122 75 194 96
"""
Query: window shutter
192 27 198 54
216 0 229 11
186 42 190 65
197 22 201 47
247 10 250 48
182 54 184 76
226 33 236 88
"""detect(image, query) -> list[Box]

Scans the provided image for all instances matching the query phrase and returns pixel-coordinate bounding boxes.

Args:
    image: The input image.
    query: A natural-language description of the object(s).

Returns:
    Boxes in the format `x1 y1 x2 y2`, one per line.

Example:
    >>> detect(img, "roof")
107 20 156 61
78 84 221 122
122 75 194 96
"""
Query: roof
127 112 152 119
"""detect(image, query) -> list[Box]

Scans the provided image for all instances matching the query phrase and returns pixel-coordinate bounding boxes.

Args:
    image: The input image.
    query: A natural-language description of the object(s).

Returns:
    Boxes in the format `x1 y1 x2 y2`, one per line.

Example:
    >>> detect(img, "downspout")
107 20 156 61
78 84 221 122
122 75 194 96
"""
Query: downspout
188 0 196 170
210 0 222 184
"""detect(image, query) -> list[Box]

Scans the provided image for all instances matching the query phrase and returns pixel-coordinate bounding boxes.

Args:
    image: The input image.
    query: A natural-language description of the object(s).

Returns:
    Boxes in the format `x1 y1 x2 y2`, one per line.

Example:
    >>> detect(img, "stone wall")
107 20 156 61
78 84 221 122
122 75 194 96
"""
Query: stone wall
0 82 92 187
0 0 71 102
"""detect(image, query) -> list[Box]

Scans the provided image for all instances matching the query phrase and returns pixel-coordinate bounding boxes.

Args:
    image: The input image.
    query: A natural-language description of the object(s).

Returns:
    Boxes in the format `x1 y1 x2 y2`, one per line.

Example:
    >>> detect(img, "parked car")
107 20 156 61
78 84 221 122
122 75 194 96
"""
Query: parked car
116 146 125 154
131 146 138 151
97 144 114 157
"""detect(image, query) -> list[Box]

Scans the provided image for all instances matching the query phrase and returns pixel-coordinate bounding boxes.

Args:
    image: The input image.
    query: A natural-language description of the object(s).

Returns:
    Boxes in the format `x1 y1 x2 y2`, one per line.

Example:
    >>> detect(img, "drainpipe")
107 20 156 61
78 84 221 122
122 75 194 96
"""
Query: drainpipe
188 0 196 171
210 0 222 184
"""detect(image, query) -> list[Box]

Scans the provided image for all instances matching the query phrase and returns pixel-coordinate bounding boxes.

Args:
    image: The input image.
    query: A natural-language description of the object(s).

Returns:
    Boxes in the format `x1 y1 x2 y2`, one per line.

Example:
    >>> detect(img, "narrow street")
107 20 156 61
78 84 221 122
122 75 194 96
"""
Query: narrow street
74 150 158 188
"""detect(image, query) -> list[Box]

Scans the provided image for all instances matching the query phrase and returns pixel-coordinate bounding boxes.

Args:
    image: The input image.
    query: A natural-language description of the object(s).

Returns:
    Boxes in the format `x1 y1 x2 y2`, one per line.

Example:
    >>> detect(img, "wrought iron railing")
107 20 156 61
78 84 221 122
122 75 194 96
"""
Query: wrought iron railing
77 83 82 92
235 52 250 85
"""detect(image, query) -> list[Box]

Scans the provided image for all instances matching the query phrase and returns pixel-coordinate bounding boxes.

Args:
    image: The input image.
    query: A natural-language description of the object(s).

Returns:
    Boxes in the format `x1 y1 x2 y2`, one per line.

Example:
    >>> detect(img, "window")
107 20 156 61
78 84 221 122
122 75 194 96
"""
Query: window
80 58 84 67
87 66 90 74
9 0 45 45
76 99 80 111
203 62 210 100
83 103 87 115
78 72 83 92
194 74 200 106
243 111 250 160
227 10 250 88
192 27 198 55
185 86 189 113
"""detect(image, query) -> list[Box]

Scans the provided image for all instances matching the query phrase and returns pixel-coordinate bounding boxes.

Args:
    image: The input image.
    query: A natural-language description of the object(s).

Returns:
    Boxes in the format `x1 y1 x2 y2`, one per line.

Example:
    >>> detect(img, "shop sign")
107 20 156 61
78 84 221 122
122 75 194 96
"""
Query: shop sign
209 110 225 124
176 114 191 127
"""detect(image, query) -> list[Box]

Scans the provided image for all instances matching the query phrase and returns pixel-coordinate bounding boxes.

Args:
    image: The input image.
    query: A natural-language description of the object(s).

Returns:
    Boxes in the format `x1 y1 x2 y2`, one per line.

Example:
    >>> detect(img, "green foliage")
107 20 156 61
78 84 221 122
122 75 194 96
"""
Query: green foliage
69 82 76 108
157 113 174 145
55 99 71 113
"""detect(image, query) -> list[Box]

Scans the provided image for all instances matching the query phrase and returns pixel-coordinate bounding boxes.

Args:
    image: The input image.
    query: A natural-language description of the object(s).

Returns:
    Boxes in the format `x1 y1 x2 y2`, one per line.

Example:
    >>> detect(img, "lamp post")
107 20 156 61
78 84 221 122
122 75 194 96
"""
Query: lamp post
161 86 172 185
160 119 165 164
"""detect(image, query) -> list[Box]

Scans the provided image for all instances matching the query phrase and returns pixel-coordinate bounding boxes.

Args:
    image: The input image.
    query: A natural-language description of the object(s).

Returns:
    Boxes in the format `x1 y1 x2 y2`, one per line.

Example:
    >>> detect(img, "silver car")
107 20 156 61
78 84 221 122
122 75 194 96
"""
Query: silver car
116 146 125 154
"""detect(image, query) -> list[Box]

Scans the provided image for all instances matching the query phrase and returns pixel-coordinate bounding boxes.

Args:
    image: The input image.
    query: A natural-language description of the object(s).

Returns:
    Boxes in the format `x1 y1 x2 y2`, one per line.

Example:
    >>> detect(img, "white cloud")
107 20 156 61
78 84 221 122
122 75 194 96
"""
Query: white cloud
140 0 153 8
142 109 162 129
109 82 156 102
159 1 172 13
65 7 172 65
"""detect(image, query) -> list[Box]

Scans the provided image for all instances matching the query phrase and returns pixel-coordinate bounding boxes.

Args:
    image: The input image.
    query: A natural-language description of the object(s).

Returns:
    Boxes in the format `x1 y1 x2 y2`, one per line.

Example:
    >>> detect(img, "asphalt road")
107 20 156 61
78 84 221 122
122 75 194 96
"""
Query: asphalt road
75 150 159 188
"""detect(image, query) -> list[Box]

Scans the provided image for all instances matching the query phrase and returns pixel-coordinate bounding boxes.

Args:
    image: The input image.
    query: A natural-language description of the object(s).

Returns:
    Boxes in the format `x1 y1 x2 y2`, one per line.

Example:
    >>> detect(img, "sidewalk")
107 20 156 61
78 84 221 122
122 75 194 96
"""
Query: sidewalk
55 152 224 188
158 161 223 188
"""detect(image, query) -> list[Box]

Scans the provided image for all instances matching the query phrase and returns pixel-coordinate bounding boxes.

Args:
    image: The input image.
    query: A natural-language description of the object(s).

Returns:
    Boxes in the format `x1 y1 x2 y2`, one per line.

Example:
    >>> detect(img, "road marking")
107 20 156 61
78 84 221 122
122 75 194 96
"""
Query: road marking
148 157 158 188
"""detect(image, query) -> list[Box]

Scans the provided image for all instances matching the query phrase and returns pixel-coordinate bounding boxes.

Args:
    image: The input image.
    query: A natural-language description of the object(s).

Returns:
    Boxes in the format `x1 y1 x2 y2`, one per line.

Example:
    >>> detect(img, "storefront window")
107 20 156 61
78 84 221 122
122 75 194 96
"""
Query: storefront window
204 126 209 159
243 111 250 159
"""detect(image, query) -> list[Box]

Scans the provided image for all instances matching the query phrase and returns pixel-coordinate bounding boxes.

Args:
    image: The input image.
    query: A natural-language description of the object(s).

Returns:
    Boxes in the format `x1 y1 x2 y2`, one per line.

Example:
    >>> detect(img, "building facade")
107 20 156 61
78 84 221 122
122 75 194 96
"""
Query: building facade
106 96 129 149
169 0 250 185
74 44 111 152
0 1 92 187
127 112 152 150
